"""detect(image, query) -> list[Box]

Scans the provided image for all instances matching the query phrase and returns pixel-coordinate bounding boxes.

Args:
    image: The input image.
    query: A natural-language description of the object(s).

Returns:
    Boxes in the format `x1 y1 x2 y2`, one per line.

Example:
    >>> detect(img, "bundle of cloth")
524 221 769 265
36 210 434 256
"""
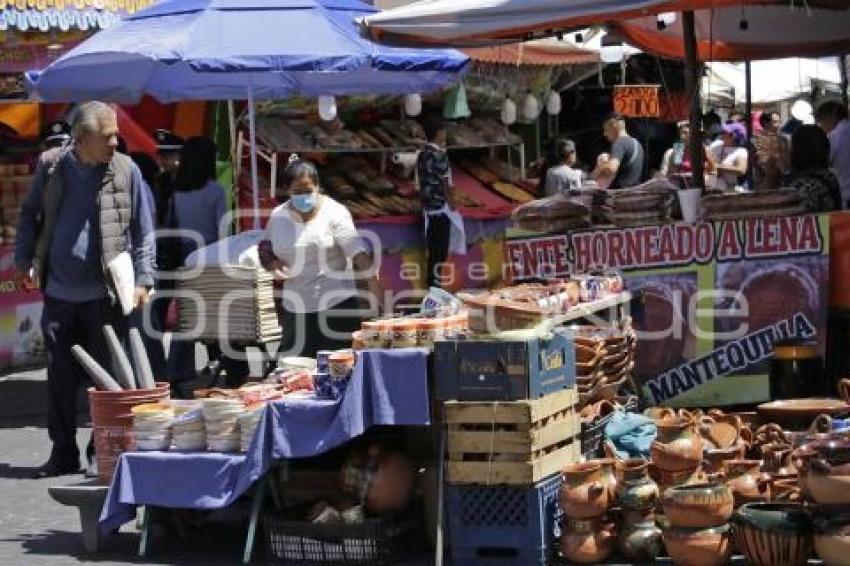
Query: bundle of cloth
511 194 591 233
601 178 677 227
702 189 804 221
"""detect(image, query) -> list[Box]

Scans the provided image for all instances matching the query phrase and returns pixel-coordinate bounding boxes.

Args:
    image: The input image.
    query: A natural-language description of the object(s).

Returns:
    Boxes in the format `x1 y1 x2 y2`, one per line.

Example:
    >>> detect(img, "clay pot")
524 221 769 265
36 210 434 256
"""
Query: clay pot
652 417 704 472
804 466 850 505
618 508 663 562
813 507 850 566
662 524 733 566
650 463 705 495
662 483 734 529
704 445 746 475
839 378 850 403
731 503 812 566
560 459 618 519
644 406 675 422
616 458 659 511
560 517 617 564
762 442 795 476
364 451 416 515
724 459 766 507
759 474 802 502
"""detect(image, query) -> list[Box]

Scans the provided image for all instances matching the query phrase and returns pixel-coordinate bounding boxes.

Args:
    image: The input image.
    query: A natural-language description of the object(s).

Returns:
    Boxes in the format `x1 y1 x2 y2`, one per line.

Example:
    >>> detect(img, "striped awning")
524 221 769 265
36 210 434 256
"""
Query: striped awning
0 0 154 32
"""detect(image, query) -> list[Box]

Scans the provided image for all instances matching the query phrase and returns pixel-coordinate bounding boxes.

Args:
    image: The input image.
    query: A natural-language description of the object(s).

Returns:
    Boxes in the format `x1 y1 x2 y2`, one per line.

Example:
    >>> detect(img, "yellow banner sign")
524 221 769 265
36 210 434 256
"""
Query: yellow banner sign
614 85 660 118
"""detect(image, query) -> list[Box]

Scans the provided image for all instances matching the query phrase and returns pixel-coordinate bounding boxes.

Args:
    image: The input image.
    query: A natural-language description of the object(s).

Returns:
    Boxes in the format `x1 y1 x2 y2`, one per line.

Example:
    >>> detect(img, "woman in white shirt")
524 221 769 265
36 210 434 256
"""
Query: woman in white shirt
708 123 749 191
259 158 380 357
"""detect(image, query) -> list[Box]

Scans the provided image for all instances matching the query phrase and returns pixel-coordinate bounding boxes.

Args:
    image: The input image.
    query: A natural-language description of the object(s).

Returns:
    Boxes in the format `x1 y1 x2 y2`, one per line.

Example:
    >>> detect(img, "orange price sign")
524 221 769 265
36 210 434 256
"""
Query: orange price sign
613 85 660 118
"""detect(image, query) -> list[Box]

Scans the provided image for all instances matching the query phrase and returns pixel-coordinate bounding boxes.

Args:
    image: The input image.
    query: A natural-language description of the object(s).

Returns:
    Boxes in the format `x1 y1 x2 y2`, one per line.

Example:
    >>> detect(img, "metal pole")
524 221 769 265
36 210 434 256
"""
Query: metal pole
840 54 849 110
682 10 705 189
246 83 260 230
745 60 754 187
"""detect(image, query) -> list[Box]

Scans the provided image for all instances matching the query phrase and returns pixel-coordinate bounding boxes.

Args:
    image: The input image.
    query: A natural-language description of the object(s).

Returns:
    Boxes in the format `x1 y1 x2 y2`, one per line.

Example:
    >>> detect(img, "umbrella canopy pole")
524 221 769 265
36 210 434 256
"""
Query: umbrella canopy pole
246 83 261 229
682 10 705 190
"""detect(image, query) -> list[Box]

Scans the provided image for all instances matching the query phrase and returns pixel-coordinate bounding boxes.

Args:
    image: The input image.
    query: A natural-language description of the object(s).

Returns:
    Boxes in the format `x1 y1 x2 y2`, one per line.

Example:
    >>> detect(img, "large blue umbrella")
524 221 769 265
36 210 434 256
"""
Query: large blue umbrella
28 0 469 225
29 0 469 103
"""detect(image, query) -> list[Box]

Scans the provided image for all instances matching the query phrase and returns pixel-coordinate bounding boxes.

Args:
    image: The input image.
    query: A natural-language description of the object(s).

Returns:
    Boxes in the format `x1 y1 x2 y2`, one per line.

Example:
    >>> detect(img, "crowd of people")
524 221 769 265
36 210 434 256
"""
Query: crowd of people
537 100 849 215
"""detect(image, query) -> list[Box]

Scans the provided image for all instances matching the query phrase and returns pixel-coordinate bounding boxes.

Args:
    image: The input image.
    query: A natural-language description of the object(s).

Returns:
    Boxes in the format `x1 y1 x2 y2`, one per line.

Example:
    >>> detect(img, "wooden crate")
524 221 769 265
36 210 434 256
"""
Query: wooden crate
445 388 580 485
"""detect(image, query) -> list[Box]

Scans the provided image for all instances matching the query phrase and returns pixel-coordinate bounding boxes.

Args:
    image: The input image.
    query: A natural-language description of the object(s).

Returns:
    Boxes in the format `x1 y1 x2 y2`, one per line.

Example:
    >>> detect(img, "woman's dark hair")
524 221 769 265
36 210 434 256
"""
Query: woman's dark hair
130 151 160 190
759 111 779 129
174 136 217 192
791 125 831 172
282 156 320 191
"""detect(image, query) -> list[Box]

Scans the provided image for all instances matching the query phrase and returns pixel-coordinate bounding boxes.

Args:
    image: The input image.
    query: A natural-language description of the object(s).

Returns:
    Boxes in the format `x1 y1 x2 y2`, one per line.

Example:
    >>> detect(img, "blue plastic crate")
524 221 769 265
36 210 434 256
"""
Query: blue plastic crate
447 473 563 565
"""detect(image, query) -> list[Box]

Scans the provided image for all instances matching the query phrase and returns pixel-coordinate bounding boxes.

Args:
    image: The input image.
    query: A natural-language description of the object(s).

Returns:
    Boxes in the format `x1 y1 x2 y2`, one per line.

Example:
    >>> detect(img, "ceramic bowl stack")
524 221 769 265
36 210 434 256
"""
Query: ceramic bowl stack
238 405 265 452
202 398 245 452
131 402 175 451
567 321 637 410
171 401 205 451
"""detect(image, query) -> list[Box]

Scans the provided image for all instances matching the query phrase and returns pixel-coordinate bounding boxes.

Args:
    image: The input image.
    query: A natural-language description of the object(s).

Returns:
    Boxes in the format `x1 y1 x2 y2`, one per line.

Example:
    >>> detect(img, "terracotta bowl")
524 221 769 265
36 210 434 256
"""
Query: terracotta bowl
731 503 812 566
662 483 734 529
813 507 850 566
805 471 850 505
662 524 733 566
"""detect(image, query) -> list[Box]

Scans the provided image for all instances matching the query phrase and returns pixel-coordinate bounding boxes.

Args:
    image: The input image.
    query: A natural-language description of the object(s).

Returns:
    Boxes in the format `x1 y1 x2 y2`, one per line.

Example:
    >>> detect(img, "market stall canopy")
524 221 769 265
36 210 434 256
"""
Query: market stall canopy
704 58 840 106
362 0 850 61
27 0 470 103
463 38 598 66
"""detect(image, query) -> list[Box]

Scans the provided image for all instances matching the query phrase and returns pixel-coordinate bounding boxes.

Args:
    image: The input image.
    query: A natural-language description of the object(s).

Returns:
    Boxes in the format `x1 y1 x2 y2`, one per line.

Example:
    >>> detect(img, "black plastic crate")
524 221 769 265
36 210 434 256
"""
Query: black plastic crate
264 507 422 565
580 395 639 458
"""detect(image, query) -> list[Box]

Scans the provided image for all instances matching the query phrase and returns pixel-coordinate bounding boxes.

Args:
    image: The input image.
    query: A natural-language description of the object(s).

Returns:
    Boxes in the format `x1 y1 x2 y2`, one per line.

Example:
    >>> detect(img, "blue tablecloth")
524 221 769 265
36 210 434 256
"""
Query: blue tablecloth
99 348 431 533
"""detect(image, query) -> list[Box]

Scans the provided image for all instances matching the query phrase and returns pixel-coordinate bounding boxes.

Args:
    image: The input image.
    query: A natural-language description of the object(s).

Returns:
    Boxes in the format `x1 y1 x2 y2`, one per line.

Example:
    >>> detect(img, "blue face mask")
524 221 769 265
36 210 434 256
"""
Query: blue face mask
291 192 317 213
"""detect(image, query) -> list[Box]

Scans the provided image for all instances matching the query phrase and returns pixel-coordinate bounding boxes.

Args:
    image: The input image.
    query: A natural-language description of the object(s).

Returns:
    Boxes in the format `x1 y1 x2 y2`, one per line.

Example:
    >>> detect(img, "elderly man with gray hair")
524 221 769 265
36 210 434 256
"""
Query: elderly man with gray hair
15 101 155 478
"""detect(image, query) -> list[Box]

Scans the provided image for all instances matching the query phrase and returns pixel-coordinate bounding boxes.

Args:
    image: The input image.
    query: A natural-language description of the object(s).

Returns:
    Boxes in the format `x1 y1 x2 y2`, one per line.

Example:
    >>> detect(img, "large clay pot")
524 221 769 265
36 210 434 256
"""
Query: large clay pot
644 406 675 422
651 417 704 472
618 508 663 562
560 459 618 519
662 524 733 566
724 459 767 507
731 503 812 566
813 507 850 566
560 517 617 564
616 458 659 511
662 483 734 529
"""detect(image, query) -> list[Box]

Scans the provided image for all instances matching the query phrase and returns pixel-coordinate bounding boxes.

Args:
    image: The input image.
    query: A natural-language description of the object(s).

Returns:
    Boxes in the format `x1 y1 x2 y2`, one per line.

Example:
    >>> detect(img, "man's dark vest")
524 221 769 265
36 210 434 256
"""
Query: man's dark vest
33 147 132 281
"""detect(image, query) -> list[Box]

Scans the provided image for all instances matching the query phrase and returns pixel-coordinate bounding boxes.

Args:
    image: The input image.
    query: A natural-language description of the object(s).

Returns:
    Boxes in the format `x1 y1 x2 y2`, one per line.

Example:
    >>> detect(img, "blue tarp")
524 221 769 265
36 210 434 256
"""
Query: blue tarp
29 0 469 103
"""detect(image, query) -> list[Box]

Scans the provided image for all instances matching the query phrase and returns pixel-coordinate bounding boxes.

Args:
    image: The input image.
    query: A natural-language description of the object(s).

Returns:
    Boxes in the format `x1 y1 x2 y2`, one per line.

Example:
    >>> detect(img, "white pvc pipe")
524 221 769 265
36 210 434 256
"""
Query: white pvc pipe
247 83 261 229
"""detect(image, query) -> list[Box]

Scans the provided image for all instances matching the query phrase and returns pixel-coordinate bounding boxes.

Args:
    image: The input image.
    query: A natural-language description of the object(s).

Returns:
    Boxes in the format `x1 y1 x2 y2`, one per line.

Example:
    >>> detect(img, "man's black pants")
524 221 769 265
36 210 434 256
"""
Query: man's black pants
426 213 451 289
41 296 125 465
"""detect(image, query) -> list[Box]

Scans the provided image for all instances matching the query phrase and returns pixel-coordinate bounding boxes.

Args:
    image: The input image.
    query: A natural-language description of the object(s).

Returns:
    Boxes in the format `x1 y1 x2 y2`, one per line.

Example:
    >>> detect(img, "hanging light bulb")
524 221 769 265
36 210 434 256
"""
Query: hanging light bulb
317 95 337 121
791 99 813 122
501 96 517 126
656 12 676 30
403 93 422 117
522 90 540 121
546 89 562 115
599 32 625 64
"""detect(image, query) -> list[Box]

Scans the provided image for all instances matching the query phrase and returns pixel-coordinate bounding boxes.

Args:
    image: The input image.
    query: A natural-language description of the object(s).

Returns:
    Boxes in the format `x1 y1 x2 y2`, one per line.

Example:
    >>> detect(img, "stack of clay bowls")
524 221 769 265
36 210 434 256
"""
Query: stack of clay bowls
571 322 636 410
131 402 174 451
171 401 205 451
660 482 734 566
559 459 619 564
202 398 245 452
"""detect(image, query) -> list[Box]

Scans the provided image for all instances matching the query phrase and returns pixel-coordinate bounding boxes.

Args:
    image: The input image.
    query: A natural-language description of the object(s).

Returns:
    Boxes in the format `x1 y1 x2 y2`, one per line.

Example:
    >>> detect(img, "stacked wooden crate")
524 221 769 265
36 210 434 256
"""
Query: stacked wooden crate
434 332 579 565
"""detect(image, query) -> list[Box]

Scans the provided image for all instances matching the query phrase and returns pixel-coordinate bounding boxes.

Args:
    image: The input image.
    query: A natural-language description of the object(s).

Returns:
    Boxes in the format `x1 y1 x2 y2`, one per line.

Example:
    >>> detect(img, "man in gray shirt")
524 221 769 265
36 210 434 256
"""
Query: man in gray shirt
592 112 645 190
15 102 155 478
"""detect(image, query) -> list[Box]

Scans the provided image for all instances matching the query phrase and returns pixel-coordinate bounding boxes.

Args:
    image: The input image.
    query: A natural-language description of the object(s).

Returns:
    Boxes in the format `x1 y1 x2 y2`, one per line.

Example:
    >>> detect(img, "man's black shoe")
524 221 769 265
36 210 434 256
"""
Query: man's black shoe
32 459 81 479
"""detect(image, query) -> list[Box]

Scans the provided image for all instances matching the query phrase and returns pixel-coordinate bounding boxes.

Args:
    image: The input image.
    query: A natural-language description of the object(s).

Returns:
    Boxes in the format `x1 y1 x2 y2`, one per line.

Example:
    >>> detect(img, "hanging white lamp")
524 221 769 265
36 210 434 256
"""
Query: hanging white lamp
317 95 337 121
501 96 517 125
